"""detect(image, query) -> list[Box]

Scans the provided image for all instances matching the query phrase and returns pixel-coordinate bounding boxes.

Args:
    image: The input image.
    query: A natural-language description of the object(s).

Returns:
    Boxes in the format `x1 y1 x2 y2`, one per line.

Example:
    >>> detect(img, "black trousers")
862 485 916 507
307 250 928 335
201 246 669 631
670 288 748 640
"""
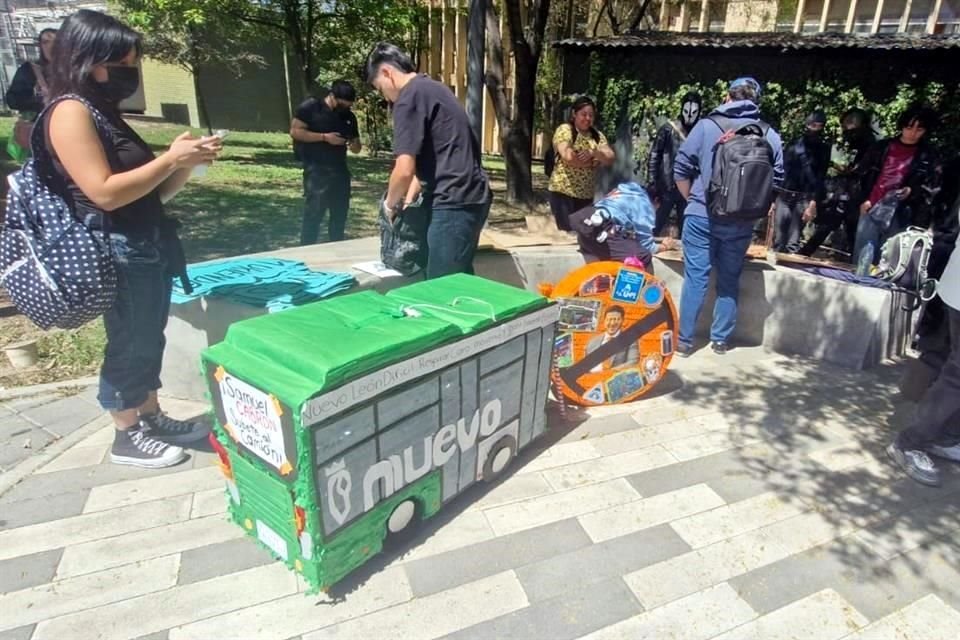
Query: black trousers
301 164 351 245
799 200 858 257
548 191 592 232
897 307 960 450
654 189 686 238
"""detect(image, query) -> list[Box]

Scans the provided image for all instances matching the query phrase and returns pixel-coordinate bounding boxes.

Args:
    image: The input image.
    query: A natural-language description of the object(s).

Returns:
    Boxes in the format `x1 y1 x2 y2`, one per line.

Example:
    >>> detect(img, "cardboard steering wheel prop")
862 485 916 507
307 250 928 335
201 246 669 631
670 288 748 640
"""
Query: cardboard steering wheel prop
544 262 678 405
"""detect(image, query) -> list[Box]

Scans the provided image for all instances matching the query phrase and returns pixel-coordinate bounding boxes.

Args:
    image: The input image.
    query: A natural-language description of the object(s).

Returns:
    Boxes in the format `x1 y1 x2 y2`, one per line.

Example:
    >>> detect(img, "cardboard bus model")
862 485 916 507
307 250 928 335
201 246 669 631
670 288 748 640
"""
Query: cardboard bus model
202 274 557 592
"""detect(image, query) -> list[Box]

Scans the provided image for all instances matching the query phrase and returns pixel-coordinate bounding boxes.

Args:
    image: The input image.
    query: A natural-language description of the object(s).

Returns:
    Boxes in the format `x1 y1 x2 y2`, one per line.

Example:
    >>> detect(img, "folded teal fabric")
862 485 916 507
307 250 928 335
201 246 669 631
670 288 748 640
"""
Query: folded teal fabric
171 258 355 311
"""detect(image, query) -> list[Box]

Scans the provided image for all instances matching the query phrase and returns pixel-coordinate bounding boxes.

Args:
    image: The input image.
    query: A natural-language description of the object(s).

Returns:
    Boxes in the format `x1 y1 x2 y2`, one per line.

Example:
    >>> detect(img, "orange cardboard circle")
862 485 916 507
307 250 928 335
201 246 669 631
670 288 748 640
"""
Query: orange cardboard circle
549 262 678 405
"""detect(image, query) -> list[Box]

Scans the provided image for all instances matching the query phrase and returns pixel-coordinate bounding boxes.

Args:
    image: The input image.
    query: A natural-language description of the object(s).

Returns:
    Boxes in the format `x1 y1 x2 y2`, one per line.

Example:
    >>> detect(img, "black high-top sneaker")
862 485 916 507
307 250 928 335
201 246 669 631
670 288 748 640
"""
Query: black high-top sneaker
110 425 187 468
140 412 211 445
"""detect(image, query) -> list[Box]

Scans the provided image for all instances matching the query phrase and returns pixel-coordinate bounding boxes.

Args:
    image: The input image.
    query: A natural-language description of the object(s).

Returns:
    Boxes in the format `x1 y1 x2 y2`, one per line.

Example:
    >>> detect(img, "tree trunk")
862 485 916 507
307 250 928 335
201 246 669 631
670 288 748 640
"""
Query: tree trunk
484 1 513 183
275 0 314 94
503 129 534 204
506 54 537 205
193 67 214 134
186 31 214 135
482 0 551 207
484 3 535 206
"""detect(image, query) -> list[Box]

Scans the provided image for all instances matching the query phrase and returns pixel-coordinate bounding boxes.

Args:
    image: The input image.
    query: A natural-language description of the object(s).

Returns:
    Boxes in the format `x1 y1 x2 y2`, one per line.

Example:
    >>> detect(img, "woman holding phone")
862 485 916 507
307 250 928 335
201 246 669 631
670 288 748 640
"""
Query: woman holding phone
45 9 222 468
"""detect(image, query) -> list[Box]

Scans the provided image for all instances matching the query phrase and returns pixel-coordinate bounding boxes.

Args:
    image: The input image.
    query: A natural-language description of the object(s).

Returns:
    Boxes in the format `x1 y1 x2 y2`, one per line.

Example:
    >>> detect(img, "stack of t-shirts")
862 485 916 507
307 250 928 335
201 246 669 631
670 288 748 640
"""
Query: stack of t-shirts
171 257 355 311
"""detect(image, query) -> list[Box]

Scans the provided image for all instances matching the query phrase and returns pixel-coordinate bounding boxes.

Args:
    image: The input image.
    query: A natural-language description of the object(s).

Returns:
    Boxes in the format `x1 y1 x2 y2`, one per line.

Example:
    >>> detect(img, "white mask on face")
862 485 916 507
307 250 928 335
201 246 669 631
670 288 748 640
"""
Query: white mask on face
681 101 701 128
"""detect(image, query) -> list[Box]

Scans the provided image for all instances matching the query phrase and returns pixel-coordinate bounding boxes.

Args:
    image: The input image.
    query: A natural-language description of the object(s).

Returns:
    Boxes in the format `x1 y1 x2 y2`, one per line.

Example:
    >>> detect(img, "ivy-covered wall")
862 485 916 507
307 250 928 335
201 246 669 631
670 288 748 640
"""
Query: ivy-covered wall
559 45 960 182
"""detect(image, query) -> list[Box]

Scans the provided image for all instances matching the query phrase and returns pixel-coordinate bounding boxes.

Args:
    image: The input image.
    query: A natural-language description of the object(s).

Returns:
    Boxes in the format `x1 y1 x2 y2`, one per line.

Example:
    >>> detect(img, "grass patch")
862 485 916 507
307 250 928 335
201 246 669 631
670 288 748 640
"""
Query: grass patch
0 314 105 387
37 321 106 376
0 115 548 387
129 120 540 261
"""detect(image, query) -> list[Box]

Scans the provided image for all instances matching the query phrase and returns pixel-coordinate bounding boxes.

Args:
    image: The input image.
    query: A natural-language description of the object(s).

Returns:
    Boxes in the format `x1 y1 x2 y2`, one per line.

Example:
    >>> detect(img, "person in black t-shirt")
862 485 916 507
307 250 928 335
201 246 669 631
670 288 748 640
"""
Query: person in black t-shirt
5 28 56 115
290 80 361 244
366 42 491 279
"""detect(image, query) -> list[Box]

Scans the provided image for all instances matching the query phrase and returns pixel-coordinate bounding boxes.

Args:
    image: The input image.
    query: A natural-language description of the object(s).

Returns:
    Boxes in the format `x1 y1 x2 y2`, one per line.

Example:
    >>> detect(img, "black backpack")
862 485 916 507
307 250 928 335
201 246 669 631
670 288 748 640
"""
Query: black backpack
707 115 775 220
544 127 581 178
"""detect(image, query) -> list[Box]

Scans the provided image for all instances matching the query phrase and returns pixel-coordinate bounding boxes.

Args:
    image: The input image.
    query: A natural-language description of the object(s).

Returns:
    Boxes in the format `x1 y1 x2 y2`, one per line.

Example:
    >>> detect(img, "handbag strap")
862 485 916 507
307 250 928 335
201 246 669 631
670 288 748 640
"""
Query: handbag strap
31 94 114 162
31 95 117 235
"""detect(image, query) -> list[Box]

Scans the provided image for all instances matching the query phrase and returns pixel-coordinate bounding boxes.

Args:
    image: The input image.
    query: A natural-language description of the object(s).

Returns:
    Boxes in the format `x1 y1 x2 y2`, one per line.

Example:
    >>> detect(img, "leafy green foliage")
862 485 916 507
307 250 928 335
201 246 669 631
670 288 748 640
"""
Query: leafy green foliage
311 1 426 87
115 0 263 76
116 0 422 150
306 0 424 157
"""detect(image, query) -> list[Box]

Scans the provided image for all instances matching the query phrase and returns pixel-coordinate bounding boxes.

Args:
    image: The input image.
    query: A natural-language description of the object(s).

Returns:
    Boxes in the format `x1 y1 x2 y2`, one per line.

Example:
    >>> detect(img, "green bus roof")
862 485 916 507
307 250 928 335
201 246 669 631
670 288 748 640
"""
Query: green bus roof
384 273 547 334
202 274 549 413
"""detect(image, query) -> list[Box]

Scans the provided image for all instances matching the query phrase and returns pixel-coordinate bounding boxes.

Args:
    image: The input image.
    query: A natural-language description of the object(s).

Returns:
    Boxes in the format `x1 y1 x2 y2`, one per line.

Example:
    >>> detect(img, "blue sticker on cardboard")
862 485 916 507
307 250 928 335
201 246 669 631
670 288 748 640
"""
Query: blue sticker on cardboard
611 269 645 304
584 383 605 404
641 283 665 308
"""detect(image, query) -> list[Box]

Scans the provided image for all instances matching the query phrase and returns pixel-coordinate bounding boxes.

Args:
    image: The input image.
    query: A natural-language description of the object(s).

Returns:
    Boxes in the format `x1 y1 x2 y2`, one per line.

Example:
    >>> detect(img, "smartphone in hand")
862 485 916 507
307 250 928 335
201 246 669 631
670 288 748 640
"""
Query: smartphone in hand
193 130 228 178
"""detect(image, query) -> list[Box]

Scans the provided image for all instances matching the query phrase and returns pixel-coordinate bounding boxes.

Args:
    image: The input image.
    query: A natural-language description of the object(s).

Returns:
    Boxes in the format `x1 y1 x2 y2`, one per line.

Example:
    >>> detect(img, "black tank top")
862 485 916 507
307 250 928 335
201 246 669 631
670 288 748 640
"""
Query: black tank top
44 99 165 236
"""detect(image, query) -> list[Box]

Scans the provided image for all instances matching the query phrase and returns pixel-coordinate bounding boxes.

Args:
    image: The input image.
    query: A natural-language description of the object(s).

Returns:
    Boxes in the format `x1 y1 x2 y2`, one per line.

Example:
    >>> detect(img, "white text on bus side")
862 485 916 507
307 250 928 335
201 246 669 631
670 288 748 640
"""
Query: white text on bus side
323 398 503 524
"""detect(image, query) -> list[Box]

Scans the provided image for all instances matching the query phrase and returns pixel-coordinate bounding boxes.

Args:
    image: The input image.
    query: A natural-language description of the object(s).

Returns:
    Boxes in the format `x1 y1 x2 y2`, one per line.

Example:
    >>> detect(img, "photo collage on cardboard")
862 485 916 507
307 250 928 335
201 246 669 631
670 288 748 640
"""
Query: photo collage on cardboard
549 262 678 406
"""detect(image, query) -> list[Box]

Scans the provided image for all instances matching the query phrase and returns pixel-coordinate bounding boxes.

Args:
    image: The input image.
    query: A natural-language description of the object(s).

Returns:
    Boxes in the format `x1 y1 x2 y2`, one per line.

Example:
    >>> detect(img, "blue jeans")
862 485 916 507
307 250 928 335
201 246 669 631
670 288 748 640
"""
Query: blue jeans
97 232 172 411
679 214 754 346
852 213 899 266
426 202 490 279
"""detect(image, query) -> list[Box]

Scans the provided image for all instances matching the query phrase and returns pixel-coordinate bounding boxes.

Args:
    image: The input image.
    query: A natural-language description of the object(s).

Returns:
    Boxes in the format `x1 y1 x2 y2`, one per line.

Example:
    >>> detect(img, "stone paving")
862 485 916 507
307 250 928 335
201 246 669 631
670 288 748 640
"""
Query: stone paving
1 346 959 640
0 382 102 474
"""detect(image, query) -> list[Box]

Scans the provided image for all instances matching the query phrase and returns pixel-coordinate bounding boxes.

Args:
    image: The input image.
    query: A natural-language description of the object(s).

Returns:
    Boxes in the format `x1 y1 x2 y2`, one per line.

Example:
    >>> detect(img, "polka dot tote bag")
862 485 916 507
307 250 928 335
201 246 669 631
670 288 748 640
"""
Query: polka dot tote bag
0 95 117 330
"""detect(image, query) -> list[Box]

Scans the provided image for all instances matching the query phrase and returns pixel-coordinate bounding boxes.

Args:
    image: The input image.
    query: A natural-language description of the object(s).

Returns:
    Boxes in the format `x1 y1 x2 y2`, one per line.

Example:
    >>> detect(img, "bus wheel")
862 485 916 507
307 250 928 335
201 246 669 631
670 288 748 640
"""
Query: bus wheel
482 435 518 482
387 499 417 534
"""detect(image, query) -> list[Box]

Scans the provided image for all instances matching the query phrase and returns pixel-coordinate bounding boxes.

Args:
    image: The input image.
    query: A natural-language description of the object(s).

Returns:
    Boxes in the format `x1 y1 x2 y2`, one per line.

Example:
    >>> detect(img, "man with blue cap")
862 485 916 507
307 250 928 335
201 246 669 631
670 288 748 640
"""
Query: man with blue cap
673 77 784 356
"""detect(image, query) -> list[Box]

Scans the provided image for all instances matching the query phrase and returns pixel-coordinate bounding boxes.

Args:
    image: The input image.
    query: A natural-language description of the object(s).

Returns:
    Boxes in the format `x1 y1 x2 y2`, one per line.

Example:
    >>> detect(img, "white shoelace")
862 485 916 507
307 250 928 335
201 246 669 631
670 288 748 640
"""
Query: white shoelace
909 449 935 471
131 430 168 455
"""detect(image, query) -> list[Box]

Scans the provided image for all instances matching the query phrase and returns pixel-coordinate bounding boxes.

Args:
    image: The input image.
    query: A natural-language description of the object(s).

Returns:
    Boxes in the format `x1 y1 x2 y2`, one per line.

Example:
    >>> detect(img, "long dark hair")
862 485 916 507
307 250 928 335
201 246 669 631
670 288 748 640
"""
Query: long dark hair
37 28 57 65
46 10 142 108
568 96 600 143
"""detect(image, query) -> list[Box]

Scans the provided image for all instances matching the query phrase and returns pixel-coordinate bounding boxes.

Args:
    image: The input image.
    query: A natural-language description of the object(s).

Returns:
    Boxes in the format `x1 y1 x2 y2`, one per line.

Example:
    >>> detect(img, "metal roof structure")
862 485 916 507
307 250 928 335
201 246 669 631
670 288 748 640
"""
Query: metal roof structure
555 31 960 52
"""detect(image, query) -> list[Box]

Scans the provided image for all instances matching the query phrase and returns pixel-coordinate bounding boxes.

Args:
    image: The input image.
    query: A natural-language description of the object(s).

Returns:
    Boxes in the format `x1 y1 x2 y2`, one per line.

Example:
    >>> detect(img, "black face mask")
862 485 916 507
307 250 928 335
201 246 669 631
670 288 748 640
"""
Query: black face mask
842 129 864 146
99 66 140 103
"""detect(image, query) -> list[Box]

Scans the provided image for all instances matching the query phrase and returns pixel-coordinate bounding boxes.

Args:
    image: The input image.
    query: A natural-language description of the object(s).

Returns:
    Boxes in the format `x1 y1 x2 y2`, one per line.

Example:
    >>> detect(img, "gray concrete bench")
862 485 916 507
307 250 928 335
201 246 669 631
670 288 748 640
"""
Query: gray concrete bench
161 237 913 402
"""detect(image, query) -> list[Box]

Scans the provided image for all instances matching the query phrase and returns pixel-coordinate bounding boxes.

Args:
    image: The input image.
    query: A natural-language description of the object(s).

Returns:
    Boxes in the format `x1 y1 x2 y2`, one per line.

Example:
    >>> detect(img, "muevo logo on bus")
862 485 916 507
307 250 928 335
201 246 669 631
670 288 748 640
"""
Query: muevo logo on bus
323 398 504 525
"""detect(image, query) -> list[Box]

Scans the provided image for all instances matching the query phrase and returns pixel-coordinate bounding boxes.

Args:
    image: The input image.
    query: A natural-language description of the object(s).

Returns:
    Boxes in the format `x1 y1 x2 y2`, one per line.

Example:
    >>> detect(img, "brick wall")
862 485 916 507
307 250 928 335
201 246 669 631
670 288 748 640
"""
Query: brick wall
196 40 293 132
140 37 296 132
141 58 200 127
